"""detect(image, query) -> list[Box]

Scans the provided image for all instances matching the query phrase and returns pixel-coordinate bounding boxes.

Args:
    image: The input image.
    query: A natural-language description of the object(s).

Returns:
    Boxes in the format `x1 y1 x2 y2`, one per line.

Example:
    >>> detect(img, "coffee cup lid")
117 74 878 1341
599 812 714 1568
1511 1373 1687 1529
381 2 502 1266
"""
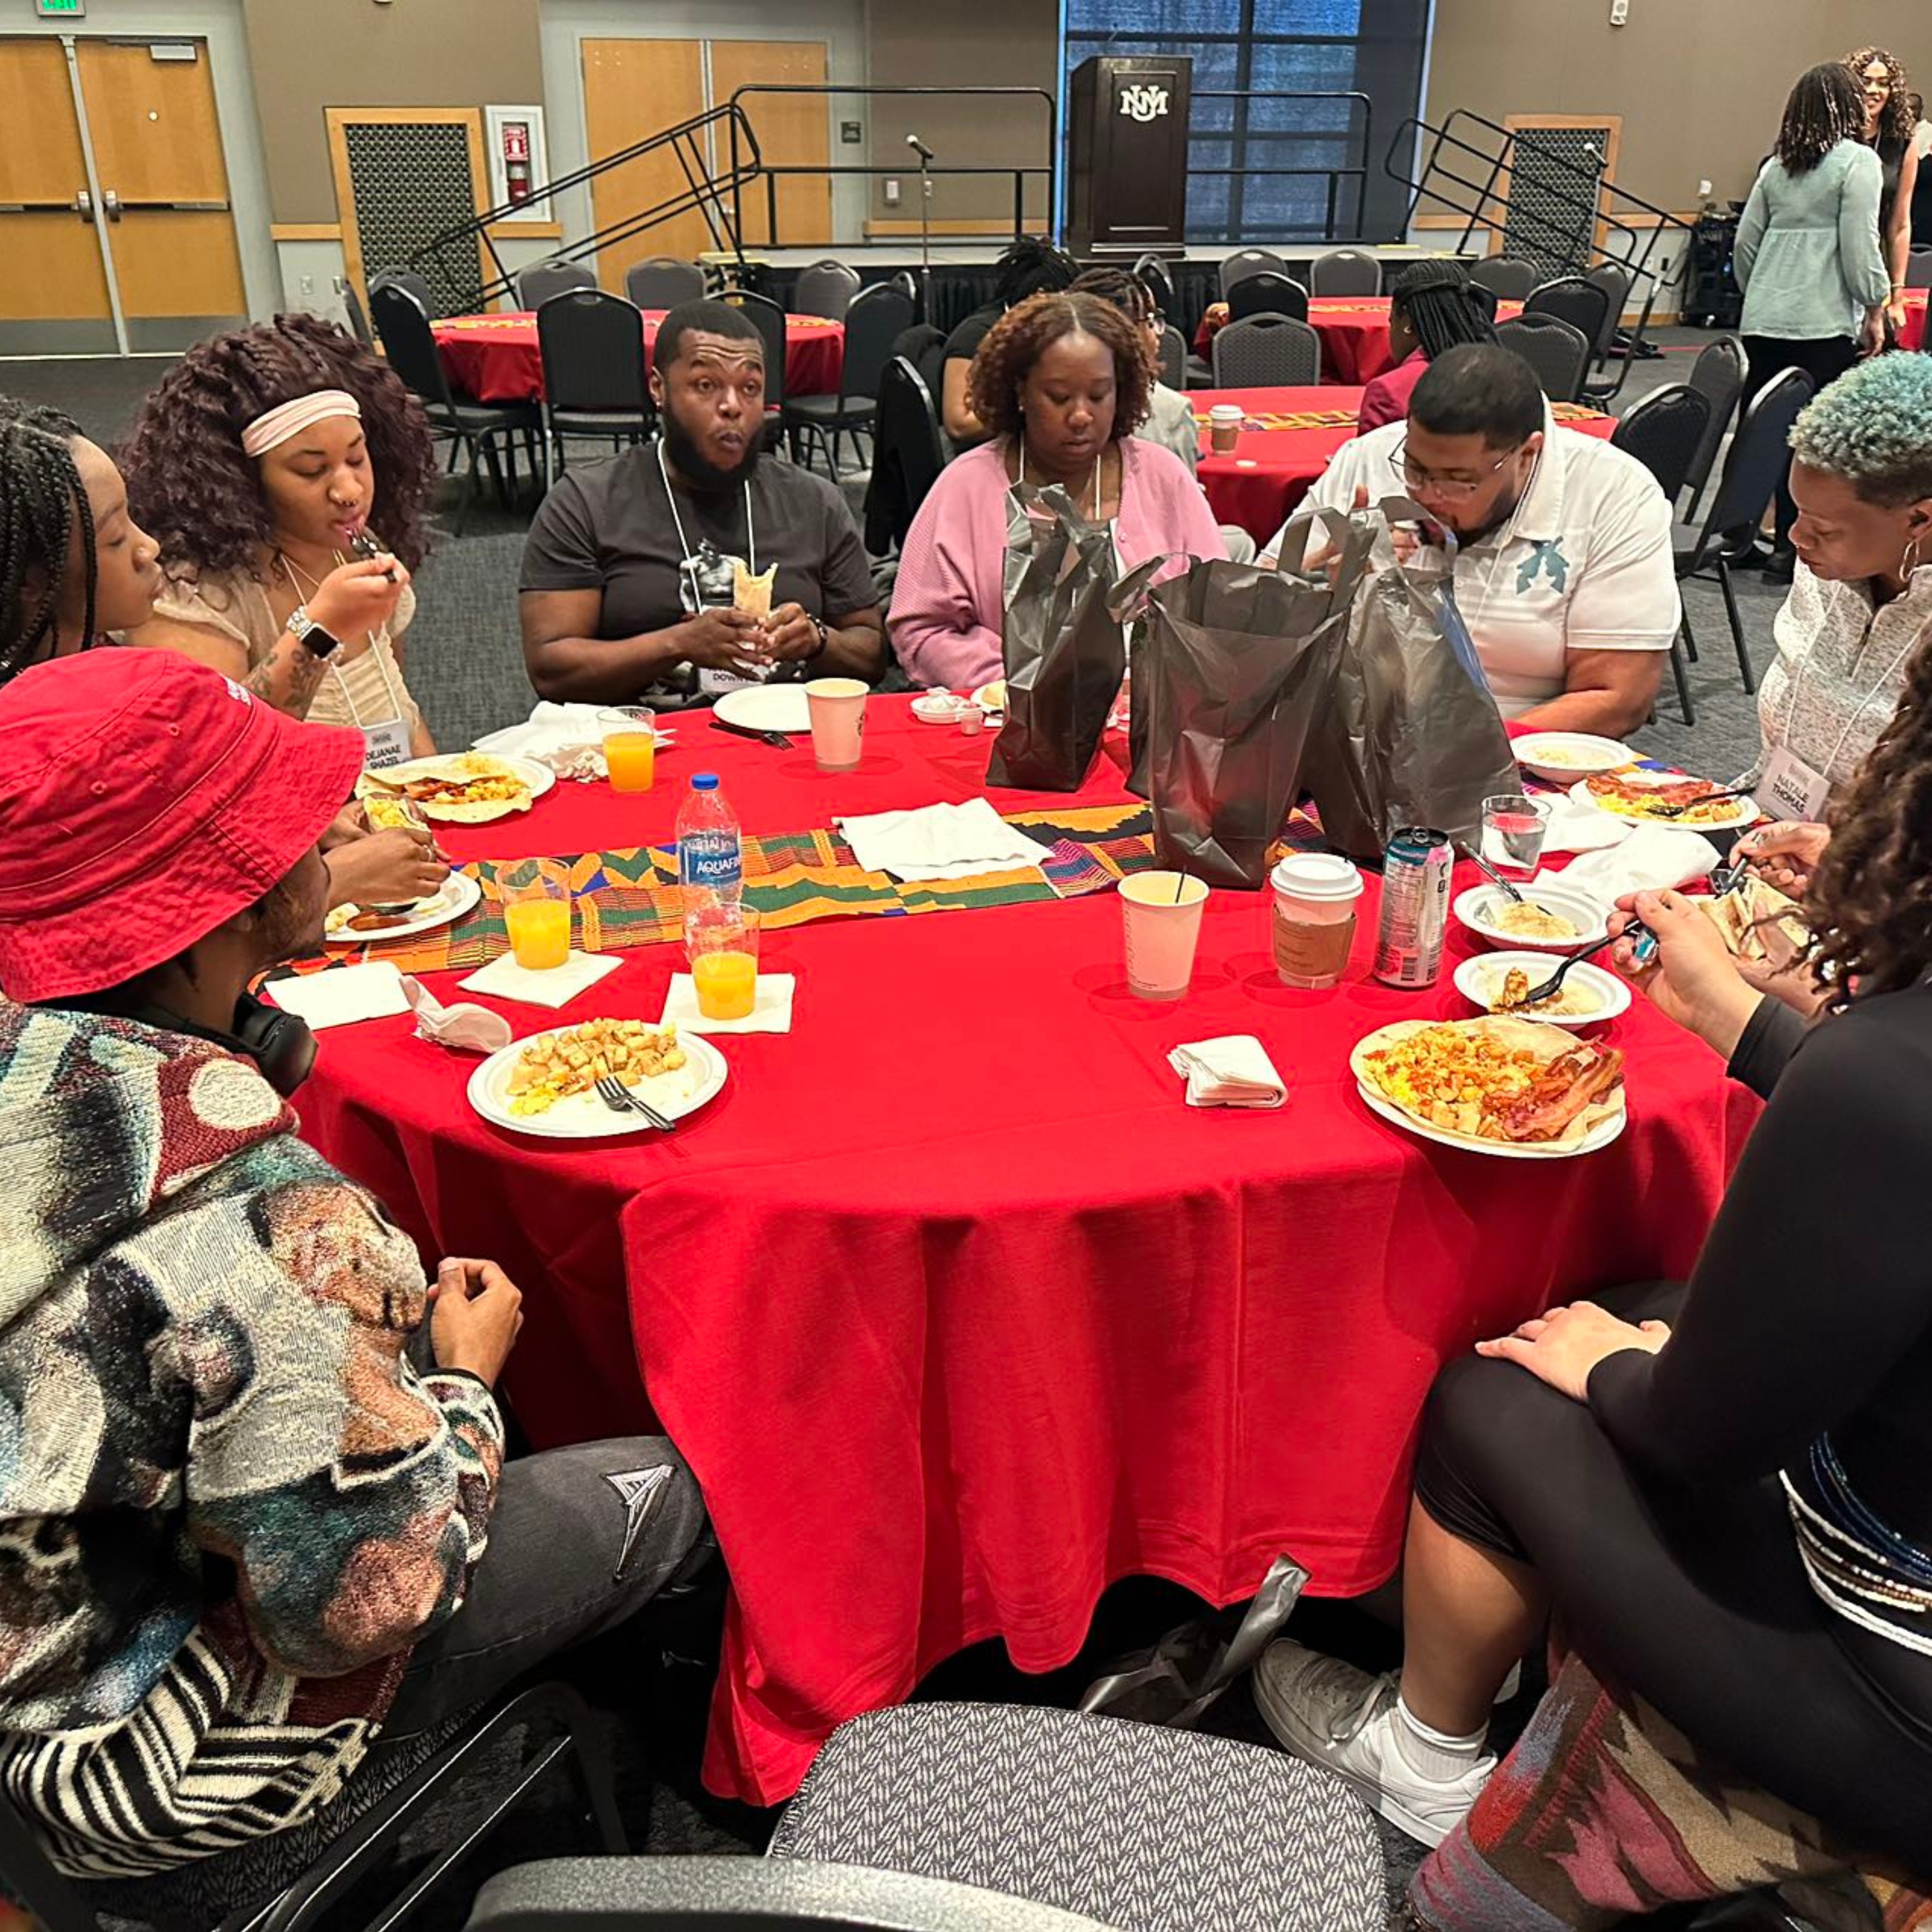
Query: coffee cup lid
1209 403 1243 421
1271 852 1363 902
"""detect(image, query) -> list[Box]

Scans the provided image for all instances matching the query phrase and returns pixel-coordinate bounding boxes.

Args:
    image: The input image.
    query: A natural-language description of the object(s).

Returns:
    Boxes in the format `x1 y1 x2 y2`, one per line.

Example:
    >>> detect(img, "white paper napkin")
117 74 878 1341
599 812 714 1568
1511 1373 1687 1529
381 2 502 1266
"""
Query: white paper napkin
402 976 513 1054
837 798 1046 882
266 961 411 1029
659 972 795 1035
471 703 672 764
458 949 623 1010
1539 794 1632 855
1168 1036 1288 1110
1559 825 1721 907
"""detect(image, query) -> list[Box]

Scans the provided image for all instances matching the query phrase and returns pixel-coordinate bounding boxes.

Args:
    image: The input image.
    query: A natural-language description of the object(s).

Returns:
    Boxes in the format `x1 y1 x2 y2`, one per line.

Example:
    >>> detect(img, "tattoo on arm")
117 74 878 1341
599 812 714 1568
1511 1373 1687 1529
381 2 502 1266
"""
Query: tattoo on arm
250 635 329 717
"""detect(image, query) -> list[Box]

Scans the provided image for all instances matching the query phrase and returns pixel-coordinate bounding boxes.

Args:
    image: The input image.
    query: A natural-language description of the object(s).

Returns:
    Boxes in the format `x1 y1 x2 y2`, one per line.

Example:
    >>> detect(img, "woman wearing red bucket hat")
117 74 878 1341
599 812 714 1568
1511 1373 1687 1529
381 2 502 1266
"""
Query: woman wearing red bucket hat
0 652 706 1908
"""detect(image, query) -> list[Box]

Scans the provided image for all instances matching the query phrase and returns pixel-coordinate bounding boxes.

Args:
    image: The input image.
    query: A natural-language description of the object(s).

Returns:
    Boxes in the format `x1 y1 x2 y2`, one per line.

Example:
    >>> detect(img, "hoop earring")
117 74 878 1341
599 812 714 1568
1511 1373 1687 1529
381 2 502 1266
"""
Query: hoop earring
1904 535 1926 580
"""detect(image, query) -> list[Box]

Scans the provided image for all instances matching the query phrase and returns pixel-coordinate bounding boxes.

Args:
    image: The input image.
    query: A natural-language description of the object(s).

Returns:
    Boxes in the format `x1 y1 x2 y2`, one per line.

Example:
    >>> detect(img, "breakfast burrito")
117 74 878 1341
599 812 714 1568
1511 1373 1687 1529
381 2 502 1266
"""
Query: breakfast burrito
1700 876 1810 966
359 752 533 824
733 562 777 620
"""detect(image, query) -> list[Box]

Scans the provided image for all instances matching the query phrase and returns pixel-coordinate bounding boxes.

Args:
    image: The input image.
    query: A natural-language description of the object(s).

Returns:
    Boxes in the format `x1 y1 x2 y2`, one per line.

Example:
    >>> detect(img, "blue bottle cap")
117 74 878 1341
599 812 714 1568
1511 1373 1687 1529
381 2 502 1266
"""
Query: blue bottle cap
691 773 719 791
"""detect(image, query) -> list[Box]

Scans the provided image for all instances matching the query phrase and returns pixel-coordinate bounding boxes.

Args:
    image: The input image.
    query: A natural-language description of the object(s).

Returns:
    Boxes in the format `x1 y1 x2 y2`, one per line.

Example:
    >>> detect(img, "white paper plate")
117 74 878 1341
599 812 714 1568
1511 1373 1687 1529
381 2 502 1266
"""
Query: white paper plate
1512 731 1634 783
1356 1079 1626 1159
1452 950 1631 1029
372 753 556 802
324 869 481 945
466 1030 727 1140
1567 775 1757 831
971 681 1007 714
714 684 812 734
1454 878 1609 952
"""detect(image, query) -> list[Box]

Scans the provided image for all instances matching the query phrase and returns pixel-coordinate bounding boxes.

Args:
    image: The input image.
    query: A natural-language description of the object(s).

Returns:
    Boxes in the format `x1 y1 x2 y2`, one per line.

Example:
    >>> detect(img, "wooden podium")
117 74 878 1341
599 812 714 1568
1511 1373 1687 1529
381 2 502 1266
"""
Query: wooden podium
1064 55 1193 258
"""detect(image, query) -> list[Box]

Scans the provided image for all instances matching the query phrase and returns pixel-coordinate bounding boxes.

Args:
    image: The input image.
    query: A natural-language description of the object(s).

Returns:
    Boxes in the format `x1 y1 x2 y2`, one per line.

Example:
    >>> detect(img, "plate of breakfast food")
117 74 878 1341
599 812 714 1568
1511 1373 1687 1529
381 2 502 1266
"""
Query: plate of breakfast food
1350 1015 1627 1159
1511 732 1636 783
467 1019 726 1139
1452 951 1631 1029
360 752 551 822
1569 770 1757 830
1453 878 1608 952
971 679 1007 714
324 869 480 945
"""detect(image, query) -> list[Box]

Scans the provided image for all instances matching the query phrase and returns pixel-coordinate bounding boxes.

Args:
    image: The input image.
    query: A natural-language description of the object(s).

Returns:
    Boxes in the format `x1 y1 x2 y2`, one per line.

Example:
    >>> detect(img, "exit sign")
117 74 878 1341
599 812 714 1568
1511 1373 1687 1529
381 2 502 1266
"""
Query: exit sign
38 0 86 15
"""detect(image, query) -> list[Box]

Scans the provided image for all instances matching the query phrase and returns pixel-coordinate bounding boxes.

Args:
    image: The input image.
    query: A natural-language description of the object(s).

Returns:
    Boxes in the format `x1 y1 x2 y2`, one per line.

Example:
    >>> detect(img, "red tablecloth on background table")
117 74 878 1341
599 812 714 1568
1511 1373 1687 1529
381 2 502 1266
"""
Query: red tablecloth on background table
1190 386 1618 544
1901 290 1927 353
431 309 846 404
292 699 1759 1806
1193 297 1524 384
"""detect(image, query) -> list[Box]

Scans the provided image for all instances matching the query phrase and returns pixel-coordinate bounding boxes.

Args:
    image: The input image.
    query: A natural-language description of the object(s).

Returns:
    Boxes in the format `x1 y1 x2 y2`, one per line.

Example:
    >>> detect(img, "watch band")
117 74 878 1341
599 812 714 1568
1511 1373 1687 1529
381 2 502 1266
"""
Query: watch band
807 616 830 661
287 606 342 661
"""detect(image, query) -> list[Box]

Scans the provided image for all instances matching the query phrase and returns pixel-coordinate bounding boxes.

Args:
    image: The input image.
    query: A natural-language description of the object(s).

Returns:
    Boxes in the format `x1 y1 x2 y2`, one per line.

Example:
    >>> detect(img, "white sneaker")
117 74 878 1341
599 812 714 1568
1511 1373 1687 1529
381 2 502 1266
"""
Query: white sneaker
1251 1640 1494 1848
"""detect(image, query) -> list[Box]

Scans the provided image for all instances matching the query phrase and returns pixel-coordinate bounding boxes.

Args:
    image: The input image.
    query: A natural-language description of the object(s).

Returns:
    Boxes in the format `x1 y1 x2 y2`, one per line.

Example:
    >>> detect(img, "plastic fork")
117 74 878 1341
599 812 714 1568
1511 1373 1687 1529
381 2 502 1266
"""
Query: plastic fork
593 1074 674 1132
1506 920 1657 1010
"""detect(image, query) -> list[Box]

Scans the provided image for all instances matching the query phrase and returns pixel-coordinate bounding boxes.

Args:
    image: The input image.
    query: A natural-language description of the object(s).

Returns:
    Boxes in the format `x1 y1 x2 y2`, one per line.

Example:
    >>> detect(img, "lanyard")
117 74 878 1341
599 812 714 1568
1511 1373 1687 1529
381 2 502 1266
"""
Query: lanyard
279 552 407 728
658 440 755 590
1776 577 1929 782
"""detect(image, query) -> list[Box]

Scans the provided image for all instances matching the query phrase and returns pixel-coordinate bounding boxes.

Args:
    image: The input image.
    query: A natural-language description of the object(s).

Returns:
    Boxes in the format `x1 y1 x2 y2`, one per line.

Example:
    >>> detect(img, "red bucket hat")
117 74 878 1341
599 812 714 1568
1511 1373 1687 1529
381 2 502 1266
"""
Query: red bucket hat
0 650 365 1003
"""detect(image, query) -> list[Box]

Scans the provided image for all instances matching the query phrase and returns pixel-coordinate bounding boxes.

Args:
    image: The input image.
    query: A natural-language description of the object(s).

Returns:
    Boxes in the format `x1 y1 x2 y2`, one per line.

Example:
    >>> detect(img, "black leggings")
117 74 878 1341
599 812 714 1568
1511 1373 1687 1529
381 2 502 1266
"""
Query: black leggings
1739 334 1861 549
1414 1283 1932 1876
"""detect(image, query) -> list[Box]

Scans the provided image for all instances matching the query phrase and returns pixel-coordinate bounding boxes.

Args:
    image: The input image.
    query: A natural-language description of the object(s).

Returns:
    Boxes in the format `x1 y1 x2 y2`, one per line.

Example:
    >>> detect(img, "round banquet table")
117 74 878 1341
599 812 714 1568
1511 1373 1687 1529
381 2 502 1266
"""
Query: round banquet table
1193 296 1524 385
431 309 845 404
291 699 1760 1806
1191 385 1618 545
1901 289 1927 353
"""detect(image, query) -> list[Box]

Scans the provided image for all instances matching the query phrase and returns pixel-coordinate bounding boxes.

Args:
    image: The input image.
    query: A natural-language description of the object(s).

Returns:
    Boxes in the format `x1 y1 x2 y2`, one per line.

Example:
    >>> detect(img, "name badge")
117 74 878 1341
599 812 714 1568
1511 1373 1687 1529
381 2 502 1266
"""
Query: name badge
361 714 415 771
697 665 772 697
1759 744 1830 823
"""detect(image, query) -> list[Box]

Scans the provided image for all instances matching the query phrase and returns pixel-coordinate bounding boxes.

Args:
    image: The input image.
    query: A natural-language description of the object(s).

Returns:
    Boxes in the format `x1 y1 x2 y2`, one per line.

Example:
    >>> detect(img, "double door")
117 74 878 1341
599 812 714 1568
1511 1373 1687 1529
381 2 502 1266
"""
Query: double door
0 35 246 355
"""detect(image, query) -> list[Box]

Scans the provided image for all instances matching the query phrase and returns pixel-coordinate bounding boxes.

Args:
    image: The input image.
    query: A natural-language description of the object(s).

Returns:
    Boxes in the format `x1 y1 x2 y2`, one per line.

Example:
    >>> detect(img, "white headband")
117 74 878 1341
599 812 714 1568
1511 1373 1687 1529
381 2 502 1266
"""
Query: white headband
242 389 361 458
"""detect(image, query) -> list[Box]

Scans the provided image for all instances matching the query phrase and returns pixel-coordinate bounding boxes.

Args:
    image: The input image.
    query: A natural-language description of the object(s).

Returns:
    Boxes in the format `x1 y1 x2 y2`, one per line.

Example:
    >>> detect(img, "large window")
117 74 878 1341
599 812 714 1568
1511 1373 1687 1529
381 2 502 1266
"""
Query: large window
1060 0 1430 244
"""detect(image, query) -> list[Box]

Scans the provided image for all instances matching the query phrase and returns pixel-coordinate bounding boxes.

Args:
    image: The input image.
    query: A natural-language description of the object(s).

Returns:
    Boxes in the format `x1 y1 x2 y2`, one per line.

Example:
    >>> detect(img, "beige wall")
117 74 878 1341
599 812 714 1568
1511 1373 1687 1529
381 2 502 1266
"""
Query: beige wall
863 0 1059 228
1424 1 1928 211
240 0 544 223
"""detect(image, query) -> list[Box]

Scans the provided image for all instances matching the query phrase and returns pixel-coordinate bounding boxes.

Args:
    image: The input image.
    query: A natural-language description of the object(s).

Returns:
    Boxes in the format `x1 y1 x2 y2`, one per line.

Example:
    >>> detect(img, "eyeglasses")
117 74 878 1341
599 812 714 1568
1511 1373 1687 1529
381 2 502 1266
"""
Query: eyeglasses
1388 439 1517 503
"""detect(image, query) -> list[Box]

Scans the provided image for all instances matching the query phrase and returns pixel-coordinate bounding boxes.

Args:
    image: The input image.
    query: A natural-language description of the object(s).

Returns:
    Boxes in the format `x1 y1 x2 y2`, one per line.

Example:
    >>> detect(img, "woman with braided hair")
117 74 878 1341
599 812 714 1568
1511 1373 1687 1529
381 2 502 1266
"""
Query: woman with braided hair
1358 259 1497 433
120 312 439 764
1845 46 1920 341
0 399 162 685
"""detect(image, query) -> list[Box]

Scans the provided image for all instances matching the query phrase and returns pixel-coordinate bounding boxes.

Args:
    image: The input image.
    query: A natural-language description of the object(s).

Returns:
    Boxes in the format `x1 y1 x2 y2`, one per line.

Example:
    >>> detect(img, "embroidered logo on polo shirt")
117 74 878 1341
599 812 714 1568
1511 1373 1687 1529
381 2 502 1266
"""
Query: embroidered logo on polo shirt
1516 539 1569 594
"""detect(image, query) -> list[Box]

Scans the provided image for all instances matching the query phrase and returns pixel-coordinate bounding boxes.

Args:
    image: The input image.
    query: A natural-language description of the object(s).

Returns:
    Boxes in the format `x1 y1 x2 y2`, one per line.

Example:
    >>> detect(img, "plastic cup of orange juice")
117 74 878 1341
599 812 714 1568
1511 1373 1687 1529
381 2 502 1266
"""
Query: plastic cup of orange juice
598 706 656 793
686 900 760 1021
502 869 571 970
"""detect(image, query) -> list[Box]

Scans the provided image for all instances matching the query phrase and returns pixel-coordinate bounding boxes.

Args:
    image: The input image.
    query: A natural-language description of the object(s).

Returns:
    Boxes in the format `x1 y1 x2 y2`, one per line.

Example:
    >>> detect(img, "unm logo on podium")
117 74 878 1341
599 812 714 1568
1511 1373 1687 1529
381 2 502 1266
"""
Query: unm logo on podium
1118 83 1170 124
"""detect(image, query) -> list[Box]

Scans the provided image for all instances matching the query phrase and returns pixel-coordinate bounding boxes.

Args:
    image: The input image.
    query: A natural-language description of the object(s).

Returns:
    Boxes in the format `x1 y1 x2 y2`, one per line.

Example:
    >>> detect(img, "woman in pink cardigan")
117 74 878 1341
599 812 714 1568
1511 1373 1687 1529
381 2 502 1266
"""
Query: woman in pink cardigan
888 291 1226 691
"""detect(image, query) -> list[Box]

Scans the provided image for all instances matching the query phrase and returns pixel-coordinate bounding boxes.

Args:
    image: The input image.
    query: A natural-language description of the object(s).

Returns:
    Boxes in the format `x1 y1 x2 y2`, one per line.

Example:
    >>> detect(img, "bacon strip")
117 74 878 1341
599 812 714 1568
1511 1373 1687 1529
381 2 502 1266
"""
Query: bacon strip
1493 1043 1625 1142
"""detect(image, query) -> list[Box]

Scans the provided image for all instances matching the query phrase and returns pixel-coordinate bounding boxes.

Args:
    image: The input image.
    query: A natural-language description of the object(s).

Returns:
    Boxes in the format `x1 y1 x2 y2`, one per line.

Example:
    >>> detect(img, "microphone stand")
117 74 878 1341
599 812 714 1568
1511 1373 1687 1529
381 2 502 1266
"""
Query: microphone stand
917 149 934 324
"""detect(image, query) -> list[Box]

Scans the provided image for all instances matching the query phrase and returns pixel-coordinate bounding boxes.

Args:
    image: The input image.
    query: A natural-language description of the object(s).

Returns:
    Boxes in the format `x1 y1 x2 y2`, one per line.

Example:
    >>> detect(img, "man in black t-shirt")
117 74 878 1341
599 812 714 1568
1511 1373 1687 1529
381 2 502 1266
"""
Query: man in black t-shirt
519 299 884 708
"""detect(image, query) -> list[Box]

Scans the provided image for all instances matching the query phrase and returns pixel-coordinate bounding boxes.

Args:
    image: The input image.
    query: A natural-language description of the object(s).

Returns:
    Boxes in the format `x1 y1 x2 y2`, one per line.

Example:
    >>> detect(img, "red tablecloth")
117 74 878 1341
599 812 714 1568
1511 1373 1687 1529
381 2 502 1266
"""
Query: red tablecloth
1191 386 1618 545
1902 290 1927 353
293 699 1759 1806
1194 297 1524 384
431 309 846 404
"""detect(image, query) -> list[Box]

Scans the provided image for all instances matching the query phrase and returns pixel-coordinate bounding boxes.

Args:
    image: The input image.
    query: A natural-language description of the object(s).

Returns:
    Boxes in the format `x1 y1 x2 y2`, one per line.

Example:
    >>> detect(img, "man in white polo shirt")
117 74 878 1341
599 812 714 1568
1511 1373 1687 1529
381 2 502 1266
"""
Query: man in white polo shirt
1262 343 1678 735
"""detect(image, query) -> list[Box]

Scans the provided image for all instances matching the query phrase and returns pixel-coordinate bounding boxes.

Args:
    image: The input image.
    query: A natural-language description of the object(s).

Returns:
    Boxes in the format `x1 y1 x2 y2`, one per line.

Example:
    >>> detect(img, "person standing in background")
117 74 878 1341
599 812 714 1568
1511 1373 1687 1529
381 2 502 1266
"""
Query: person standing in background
1845 46 1920 337
1734 63 1891 576
1908 91 1932 249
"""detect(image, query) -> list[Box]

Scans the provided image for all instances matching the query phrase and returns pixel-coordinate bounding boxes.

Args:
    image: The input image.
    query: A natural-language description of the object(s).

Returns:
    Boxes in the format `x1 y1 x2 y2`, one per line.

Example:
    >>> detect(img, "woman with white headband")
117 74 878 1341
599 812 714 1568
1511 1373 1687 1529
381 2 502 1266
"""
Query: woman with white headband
122 314 438 765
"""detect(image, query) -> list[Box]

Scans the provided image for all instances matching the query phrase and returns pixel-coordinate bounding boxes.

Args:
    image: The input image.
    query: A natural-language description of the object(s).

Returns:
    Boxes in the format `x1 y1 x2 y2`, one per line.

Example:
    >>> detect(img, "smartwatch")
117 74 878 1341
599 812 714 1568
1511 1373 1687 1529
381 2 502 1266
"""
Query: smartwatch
287 607 342 660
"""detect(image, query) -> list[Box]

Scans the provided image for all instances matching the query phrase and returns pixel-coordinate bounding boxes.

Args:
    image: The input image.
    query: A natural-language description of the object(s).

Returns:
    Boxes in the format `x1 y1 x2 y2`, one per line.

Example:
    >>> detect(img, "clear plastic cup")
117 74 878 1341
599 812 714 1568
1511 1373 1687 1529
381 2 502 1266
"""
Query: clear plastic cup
1120 871 1209 1000
805 677 868 772
686 900 761 1020
501 868 570 970
598 705 656 793
1481 793 1553 881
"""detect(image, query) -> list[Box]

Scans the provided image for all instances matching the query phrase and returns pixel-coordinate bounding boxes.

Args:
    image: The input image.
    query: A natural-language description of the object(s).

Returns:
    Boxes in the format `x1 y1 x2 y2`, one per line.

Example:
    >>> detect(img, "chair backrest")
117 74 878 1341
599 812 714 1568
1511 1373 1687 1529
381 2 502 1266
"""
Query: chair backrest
864 355 948 553
1156 322 1187 390
370 266 434 318
0 1787 99 1932
794 259 862 320
1469 256 1538 301
837 281 916 404
1227 272 1309 324
1494 312 1592 402
1683 334 1747 507
1906 250 1932 289
890 322 947 401
1522 275 1611 355
516 260 596 310
1609 383 1714 504
1133 252 1177 321
1703 366 1815 545
1466 281 1501 324
717 286 788 411
340 279 374 349
1580 261 1630 361
466 1855 1110 1929
536 289 651 416
369 280 457 408
1218 248 1290 297
1309 248 1382 296
1213 313 1321 387
624 256 705 310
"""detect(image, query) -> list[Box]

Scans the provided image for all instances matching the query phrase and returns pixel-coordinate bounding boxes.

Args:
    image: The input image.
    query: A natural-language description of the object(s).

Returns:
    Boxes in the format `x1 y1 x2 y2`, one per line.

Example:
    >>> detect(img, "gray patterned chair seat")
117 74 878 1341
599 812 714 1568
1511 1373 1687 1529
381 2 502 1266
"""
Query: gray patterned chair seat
768 1703 1385 1932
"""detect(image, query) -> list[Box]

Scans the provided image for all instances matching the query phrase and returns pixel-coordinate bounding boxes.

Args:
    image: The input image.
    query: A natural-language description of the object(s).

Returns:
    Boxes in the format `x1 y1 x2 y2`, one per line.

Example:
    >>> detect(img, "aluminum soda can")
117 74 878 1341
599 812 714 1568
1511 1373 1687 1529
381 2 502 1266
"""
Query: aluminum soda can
1373 826 1453 988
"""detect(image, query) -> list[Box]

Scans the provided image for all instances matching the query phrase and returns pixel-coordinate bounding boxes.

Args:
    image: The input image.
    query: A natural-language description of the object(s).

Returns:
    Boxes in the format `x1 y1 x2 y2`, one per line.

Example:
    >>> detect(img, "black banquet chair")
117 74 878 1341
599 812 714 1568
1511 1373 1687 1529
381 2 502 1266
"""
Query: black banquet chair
784 279 915 478
1227 270 1309 324
1904 249 1932 289
1495 312 1592 402
369 279 536 534
863 354 947 556
793 258 862 320
1682 334 1748 513
339 278 374 349
1212 313 1321 387
535 287 654 487
1580 261 1634 402
1133 251 1177 322
370 265 435 317
1469 255 1538 302
1523 274 1612 361
516 260 596 309
623 256 705 310
1156 321 1188 390
1309 248 1382 296
1219 247 1291 298
717 285 790 428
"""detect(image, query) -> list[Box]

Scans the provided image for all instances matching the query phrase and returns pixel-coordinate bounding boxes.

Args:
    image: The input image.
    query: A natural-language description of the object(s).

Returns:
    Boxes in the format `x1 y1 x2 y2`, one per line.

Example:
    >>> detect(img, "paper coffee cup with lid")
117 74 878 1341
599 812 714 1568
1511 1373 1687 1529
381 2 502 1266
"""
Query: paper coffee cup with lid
1270 853 1363 988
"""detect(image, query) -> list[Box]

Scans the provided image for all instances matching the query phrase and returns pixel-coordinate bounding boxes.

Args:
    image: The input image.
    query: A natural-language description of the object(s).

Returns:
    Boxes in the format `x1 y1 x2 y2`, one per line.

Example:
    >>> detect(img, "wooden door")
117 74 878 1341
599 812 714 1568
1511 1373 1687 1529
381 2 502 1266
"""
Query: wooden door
707 41 833 249
582 39 711 294
74 39 245 350
0 39 114 354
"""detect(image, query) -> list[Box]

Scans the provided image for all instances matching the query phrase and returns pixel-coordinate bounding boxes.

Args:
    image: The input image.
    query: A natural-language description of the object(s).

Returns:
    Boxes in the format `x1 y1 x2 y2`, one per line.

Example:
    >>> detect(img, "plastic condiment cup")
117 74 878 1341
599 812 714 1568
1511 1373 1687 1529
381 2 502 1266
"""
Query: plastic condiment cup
1120 871 1210 1000
805 677 868 772
1270 853 1364 989
1209 403 1243 455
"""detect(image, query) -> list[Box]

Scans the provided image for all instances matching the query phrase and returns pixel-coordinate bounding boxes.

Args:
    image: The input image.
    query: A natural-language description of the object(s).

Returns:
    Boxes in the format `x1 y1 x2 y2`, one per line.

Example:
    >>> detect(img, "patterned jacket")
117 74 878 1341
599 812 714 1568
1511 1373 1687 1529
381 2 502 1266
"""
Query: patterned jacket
0 1005 504 1878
